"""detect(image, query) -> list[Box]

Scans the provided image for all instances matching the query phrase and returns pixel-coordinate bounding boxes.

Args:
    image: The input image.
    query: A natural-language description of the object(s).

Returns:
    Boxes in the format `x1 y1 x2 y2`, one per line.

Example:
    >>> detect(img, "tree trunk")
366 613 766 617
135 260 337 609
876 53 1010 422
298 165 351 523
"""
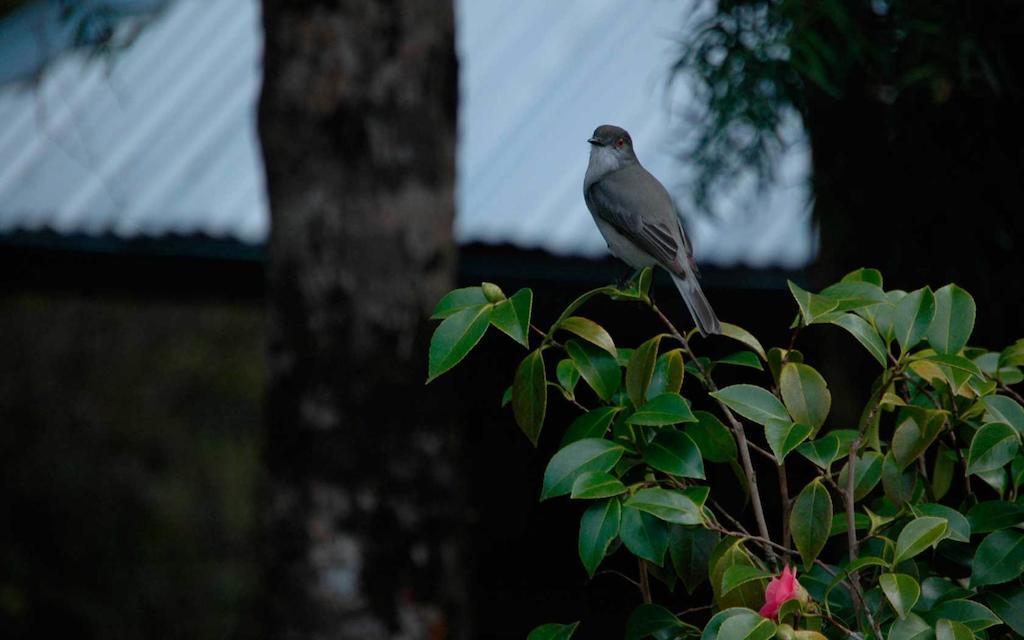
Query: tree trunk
258 2 463 638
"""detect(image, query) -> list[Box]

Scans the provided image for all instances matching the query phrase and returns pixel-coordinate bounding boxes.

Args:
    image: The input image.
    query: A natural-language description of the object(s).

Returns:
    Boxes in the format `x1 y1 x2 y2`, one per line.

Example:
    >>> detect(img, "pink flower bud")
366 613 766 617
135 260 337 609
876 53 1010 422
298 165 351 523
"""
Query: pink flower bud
759 565 807 620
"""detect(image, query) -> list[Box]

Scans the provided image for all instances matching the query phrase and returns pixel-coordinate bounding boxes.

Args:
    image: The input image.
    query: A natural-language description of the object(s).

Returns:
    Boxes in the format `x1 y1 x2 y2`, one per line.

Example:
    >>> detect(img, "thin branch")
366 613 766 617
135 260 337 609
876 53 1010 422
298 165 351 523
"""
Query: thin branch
638 558 652 604
1000 383 1024 405
845 436 861 564
650 301 778 567
675 604 714 618
844 370 895 628
778 463 792 553
709 497 752 536
595 569 641 589
747 440 776 462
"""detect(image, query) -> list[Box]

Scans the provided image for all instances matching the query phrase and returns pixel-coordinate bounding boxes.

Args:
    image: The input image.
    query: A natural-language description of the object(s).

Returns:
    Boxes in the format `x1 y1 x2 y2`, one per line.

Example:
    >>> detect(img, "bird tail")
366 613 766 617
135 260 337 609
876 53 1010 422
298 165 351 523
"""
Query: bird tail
671 273 722 337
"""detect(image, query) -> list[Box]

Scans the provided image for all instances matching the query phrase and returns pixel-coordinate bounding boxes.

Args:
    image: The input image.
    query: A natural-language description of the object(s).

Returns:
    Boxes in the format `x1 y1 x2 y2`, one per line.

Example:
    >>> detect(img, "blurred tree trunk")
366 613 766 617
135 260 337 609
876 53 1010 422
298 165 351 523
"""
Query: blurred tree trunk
258 2 463 638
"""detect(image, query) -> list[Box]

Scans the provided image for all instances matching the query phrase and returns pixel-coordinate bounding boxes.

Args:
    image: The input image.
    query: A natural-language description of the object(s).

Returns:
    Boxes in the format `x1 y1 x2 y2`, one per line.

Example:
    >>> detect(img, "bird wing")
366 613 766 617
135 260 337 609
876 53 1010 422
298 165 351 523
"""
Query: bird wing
673 202 699 275
585 165 685 272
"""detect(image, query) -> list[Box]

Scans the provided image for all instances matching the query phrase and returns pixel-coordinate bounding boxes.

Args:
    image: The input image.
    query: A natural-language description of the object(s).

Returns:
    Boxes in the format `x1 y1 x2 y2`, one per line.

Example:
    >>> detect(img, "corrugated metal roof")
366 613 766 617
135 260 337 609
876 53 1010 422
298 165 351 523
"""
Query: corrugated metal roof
0 0 814 267
0 0 268 244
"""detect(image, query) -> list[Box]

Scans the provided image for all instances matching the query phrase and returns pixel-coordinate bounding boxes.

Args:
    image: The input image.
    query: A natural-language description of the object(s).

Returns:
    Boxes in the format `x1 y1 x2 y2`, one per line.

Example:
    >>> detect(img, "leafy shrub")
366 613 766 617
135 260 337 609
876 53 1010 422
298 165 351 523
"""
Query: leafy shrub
427 268 1024 639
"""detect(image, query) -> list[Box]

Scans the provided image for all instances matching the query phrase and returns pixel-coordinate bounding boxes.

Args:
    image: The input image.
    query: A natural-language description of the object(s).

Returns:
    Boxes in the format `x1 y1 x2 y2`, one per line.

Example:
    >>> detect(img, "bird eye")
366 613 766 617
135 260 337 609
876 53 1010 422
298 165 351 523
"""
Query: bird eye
615 137 625 148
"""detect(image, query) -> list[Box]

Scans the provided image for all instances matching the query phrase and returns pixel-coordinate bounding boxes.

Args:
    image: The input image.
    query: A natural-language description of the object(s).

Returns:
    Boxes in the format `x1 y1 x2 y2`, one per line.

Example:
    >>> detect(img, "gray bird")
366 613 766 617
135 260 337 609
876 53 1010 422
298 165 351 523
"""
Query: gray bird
583 124 722 336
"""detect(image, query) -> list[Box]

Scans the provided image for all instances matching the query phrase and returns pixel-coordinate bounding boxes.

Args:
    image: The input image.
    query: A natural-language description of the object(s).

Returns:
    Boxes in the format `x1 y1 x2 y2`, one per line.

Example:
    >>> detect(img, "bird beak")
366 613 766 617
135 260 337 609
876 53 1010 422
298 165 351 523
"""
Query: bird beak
587 137 603 146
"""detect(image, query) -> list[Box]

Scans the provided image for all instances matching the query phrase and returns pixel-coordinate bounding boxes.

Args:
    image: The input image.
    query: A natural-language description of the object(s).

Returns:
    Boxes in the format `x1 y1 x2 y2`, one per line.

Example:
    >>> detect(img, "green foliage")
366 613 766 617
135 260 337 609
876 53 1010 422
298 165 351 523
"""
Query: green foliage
790 479 832 570
671 0 1020 216
426 270 1024 638
527 622 579 640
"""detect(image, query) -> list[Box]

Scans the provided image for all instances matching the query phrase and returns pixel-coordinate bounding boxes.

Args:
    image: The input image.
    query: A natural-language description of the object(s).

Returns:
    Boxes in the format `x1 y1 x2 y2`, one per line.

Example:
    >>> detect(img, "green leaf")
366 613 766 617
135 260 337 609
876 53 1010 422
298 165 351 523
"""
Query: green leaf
620 506 669 564
720 565 772 596
926 599 1000 632
967 500 1024 533
709 540 763 610
880 573 920 620
431 286 488 318
556 359 580 397
481 282 506 302
893 516 948 566
719 323 766 360
765 420 813 462
670 525 719 593
647 349 684 400
540 439 625 501
912 503 971 543
490 288 532 347
918 577 969 612
636 267 654 299
625 488 704 525
829 312 889 367
549 286 618 329
558 316 617 357
717 612 777 640
865 506 898 534
427 303 492 381
717 351 763 370
967 422 1019 475
970 529 1024 588
934 619 974 640
1001 339 1024 368
829 512 870 537
565 339 620 402
894 287 936 354
766 347 787 386
837 452 884 501
887 613 934 640
920 352 984 378
687 411 737 463
790 479 832 570
643 431 705 479
927 284 976 355
892 412 946 469
986 585 1024 635
820 280 887 311
983 395 1024 435
578 498 620 577
683 485 710 510
570 471 626 499
871 289 906 342
626 335 661 408
977 467 1008 495
788 280 840 325
627 393 697 426
616 348 635 367
513 350 547 445
560 406 621 447
932 443 956 500
797 435 842 470
624 604 685 640
710 384 790 426
882 451 919 507
527 622 579 640
841 267 883 287
780 363 831 433
701 609 762 640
